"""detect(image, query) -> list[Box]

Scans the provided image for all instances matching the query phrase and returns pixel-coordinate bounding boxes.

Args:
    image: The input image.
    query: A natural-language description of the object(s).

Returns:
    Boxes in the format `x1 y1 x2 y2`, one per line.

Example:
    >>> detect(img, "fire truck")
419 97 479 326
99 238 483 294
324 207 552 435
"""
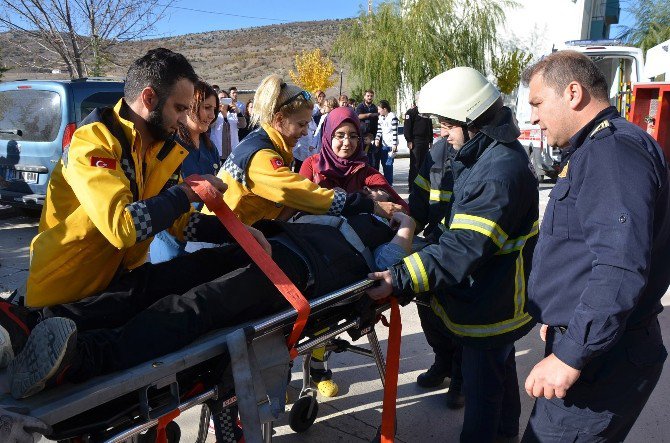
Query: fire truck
516 40 646 180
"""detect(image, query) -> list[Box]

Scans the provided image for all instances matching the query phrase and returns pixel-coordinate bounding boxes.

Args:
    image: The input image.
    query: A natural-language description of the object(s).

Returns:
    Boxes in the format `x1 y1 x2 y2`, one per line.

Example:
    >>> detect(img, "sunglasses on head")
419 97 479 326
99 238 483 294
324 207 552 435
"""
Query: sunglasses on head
278 82 312 108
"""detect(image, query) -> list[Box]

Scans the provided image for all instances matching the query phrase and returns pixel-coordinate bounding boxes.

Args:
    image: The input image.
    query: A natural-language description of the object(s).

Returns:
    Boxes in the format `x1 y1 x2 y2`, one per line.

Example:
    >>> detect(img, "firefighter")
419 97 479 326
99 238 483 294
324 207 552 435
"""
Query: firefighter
368 67 539 442
521 51 670 442
409 134 464 408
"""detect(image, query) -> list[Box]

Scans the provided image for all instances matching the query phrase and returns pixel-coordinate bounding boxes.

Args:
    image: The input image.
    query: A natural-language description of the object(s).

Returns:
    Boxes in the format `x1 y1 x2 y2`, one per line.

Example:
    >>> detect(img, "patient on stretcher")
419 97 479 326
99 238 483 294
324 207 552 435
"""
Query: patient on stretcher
2 212 415 399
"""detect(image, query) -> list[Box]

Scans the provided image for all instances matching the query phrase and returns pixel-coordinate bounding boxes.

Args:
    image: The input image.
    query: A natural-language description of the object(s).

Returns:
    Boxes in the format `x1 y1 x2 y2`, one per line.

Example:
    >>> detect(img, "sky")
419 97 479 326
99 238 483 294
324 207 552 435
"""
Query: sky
151 0 635 39
151 0 371 37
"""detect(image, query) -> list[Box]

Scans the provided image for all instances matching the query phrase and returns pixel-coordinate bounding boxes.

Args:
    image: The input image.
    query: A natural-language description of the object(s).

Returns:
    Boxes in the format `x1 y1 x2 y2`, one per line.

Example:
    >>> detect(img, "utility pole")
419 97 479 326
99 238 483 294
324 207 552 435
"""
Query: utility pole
368 0 373 15
339 69 343 96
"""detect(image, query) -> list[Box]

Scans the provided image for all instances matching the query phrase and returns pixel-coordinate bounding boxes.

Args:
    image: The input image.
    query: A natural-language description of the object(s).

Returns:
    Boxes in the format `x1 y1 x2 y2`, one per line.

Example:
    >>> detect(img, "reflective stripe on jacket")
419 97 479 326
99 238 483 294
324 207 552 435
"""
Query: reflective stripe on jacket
408 138 455 243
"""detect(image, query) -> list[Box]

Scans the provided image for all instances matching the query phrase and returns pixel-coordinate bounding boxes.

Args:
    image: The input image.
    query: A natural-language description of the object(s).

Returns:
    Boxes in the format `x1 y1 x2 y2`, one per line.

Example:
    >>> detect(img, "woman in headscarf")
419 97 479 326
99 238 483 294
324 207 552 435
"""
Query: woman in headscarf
300 106 408 212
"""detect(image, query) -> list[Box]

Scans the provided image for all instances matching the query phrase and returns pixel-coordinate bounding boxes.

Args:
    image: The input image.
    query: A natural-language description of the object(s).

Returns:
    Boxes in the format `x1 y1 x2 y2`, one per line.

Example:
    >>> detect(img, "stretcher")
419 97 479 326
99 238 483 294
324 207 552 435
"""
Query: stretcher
0 278 394 442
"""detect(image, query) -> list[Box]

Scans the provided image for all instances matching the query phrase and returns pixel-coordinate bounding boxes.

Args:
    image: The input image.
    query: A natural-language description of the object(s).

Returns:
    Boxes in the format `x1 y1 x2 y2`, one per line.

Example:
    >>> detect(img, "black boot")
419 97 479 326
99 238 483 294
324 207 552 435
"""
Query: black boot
445 376 465 409
416 360 449 388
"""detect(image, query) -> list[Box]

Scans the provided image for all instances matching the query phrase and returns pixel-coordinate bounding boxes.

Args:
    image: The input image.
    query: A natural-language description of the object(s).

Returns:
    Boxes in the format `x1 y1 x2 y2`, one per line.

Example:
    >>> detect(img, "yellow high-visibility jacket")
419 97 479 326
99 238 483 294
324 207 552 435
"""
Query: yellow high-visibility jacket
213 124 347 225
26 100 191 307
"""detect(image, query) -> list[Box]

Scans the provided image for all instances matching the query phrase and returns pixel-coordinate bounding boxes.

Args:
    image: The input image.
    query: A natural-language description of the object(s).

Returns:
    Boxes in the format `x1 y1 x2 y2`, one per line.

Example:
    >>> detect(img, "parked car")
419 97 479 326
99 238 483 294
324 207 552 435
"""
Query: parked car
0 78 124 209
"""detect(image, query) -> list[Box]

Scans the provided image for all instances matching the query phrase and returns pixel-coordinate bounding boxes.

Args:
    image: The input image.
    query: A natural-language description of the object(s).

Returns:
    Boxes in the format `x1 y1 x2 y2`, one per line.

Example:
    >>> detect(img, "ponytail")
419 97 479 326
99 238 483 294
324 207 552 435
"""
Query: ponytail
251 74 314 128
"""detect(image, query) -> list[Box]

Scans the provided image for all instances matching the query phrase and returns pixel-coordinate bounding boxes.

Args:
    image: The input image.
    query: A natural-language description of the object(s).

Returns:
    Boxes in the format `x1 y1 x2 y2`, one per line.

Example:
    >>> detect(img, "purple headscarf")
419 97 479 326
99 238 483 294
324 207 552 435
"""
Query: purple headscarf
314 106 369 184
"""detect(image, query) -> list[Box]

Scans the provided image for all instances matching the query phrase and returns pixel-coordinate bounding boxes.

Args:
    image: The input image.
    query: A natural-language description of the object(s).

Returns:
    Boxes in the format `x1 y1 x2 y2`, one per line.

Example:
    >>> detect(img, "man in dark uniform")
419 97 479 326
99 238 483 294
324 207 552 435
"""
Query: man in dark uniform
521 50 670 442
404 101 434 191
409 134 464 409
355 89 379 137
369 67 539 442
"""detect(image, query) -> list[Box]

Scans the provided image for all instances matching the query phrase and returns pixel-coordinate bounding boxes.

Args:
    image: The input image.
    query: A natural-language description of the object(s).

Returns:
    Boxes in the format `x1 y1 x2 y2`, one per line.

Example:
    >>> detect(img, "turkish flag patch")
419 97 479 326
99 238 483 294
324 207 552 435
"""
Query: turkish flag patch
90 156 117 169
270 157 284 170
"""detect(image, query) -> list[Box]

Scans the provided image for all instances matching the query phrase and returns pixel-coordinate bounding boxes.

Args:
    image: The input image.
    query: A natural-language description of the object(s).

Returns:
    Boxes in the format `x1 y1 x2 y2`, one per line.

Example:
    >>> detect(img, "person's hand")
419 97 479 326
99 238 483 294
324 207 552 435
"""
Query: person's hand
525 354 581 399
180 175 227 203
229 103 238 113
408 142 413 151
390 212 415 231
245 225 272 256
367 270 393 300
392 145 398 153
0 407 51 443
362 186 391 202
373 201 405 219
375 139 381 147
540 324 548 342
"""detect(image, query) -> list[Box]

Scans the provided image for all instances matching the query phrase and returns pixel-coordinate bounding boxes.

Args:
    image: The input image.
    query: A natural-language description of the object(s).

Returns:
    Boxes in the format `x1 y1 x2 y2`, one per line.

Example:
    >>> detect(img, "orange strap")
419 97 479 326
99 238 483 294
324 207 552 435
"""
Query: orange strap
381 298 402 443
184 175 310 358
155 409 181 443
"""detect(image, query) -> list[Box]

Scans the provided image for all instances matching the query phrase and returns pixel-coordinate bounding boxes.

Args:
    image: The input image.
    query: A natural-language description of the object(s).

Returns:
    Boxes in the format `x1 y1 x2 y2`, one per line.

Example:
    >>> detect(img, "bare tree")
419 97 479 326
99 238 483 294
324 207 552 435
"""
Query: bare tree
0 0 173 78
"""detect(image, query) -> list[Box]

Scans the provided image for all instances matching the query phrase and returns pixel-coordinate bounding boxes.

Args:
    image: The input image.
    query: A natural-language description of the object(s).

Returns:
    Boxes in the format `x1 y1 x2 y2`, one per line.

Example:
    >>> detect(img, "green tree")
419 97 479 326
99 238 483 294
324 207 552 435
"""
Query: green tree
334 0 512 108
616 0 670 52
491 49 533 95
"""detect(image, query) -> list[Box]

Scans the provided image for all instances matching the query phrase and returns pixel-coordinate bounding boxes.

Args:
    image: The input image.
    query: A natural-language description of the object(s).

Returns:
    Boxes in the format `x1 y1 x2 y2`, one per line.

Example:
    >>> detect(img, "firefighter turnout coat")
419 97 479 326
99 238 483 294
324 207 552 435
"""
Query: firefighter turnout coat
390 107 539 348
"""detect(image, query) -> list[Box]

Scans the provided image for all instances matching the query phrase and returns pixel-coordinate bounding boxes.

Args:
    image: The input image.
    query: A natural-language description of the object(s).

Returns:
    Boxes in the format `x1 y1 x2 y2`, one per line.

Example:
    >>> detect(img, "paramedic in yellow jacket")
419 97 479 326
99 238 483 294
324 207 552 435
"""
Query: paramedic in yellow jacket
23 48 269 309
215 74 403 225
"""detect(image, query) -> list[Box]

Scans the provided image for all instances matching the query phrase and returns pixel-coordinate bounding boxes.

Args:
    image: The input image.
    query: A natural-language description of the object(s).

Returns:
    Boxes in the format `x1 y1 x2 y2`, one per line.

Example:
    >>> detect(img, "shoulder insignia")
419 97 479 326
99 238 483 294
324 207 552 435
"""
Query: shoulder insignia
558 161 569 178
589 120 611 138
270 157 284 170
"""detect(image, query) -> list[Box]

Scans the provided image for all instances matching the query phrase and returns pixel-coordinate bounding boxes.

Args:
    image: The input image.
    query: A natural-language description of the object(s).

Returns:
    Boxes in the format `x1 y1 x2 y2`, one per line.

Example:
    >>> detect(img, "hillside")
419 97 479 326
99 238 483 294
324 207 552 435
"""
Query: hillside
0 19 354 93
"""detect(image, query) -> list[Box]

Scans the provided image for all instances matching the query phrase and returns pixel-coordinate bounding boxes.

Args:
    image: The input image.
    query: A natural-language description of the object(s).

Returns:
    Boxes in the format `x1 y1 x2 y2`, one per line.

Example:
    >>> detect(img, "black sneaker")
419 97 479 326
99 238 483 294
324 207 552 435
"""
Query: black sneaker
446 376 465 409
0 300 31 368
416 362 449 388
8 317 77 399
310 367 333 382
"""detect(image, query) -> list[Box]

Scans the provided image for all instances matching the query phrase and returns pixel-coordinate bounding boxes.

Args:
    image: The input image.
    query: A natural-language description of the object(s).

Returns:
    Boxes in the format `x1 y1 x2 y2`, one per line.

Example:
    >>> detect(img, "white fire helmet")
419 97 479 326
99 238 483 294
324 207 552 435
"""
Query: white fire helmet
418 67 501 125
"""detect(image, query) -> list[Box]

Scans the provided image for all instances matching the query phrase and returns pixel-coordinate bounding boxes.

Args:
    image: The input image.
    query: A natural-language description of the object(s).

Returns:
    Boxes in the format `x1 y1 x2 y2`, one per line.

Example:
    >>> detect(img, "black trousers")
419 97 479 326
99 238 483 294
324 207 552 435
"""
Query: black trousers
522 318 666 442
408 140 430 191
461 343 520 442
416 293 462 380
43 242 310 379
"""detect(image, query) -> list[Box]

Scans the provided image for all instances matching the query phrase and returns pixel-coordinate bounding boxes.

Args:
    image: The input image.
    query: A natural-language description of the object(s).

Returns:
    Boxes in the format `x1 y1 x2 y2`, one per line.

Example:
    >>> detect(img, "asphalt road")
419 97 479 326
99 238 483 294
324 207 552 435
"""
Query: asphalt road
0 157 668 442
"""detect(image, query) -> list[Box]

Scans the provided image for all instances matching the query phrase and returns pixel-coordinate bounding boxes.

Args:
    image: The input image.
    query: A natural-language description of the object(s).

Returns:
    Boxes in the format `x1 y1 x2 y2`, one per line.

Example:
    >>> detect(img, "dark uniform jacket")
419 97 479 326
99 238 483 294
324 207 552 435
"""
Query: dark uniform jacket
404 106 433 143
390 107 539 348
409 138 456 243
528 106 670 370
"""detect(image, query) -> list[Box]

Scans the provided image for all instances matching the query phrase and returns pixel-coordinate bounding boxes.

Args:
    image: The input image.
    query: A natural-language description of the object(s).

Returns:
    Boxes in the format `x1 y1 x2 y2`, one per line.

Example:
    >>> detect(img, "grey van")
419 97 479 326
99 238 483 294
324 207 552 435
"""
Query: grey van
0 78 124 208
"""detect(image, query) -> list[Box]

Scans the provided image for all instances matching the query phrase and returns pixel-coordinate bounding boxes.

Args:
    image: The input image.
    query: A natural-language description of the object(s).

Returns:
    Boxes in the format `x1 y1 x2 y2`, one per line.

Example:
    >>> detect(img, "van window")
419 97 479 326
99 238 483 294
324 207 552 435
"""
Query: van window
0 90 62 142
79 91 124 121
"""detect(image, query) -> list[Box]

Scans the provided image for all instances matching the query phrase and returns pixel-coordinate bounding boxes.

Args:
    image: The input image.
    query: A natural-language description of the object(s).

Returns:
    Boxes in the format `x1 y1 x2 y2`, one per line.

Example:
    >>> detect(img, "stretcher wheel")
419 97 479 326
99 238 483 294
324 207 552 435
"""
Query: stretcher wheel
289 396 319 433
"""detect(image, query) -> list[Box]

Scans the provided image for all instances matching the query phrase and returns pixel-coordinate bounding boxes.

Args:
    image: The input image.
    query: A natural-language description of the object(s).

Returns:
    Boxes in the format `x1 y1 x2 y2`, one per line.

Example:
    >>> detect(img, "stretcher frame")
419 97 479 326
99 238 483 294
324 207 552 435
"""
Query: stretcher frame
0 279 390 442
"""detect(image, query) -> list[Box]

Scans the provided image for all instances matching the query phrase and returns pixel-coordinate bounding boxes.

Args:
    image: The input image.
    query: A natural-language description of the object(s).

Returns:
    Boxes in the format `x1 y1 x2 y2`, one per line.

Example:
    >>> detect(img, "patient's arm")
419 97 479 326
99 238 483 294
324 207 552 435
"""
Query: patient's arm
388 212 416 254
372 213 416 269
